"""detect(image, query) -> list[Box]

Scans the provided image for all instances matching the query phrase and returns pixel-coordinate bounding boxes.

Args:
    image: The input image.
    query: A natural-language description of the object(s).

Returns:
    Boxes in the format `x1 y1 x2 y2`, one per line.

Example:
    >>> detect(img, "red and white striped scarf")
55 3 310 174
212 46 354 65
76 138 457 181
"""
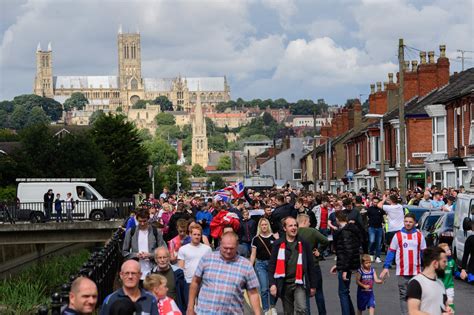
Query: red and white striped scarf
274 241 304 284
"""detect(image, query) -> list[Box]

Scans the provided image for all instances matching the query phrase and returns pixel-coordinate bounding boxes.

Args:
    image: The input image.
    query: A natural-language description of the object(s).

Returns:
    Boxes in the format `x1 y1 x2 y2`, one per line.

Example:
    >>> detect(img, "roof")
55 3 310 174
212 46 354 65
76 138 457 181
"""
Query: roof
143 78 174 92
186 77 226 91
435 68 474 103
54 76 118 89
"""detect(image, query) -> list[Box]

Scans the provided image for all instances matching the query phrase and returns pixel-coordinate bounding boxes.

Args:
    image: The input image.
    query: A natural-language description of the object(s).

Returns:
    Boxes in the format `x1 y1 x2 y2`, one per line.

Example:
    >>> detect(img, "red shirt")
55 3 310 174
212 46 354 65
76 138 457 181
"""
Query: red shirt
320 206 328 229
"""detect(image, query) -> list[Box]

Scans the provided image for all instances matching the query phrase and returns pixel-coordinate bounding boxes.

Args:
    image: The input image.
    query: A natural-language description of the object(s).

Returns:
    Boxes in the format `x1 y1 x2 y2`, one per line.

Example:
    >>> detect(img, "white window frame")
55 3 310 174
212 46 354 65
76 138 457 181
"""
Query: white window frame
454 108 458 149
356 143 361 169
444 171 456 188
370 136 380 163
432 116 447 153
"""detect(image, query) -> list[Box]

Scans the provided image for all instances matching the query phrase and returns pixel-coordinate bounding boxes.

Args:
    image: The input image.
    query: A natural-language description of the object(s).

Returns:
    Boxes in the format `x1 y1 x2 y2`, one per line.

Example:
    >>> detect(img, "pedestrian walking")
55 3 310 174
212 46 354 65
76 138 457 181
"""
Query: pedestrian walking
62 277 98 315
250 217 277 315
406 247 452 315
366 196 384 263
377 194 405 248
355 254 384 315
379 212 426 315
187 232 261 315
438 243 459 311
269 216 317 315
144 273 182 315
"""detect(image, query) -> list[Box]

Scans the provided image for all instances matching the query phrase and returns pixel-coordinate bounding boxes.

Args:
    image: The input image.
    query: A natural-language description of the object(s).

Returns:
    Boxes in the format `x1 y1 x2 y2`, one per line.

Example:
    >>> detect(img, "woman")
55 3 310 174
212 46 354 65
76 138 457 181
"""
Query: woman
249 218 278 315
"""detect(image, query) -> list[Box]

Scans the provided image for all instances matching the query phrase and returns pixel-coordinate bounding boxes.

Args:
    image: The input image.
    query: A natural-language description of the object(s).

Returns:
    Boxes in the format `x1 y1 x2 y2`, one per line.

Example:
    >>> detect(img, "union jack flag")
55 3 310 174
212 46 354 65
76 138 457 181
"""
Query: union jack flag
214 189 231 203
224 181 245 199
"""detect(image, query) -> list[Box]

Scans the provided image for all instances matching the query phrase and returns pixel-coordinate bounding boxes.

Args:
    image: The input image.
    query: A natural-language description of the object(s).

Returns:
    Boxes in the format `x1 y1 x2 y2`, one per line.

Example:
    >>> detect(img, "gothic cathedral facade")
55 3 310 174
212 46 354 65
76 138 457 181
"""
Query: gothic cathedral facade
34 27 231 112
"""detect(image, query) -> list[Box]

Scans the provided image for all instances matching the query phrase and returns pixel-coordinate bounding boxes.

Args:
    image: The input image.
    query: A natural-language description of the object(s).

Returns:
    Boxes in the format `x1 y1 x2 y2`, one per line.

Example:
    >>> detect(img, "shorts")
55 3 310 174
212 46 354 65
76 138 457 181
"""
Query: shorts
446 288 454 301
357 290 376 311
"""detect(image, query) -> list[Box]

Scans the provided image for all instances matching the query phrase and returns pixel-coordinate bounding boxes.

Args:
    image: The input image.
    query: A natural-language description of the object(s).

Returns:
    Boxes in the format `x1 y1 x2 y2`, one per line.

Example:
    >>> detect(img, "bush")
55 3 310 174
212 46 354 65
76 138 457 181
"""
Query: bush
0 185 16 201
0 249 90 314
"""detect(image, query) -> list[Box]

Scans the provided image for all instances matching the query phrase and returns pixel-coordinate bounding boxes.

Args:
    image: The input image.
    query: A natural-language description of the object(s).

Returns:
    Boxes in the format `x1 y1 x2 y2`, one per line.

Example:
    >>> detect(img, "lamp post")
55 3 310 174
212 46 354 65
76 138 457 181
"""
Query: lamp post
365 114 385 193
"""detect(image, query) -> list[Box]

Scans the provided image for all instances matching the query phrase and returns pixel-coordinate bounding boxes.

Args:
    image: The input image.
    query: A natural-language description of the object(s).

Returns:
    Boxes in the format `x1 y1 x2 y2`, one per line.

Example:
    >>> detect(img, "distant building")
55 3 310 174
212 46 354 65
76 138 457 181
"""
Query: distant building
191 93 208 168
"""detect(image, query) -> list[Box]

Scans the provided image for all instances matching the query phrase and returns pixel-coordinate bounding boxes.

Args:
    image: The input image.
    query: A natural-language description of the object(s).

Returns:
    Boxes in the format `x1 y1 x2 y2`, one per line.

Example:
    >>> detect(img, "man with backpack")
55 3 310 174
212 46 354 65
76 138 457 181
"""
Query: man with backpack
122 209 165 282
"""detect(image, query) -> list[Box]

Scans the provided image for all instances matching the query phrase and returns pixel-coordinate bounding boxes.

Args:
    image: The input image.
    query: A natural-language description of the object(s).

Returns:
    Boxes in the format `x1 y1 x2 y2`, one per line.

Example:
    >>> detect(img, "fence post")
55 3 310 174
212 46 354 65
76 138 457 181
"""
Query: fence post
50 292 61 315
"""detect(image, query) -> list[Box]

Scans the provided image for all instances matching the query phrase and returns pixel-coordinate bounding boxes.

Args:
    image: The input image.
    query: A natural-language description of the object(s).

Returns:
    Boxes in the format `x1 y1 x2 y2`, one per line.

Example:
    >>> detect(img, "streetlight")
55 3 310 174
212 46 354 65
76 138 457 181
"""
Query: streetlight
365 113 385 192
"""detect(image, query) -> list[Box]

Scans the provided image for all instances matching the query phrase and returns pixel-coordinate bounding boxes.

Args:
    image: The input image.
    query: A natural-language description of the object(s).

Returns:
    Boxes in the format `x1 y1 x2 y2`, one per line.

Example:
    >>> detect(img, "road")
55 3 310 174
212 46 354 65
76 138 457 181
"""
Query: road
245 257 473 314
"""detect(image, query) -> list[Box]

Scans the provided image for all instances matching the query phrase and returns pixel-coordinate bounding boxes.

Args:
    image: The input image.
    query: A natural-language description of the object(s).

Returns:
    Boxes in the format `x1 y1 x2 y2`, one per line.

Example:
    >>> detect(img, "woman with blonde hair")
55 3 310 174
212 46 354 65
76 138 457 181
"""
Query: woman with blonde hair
250 217 278 315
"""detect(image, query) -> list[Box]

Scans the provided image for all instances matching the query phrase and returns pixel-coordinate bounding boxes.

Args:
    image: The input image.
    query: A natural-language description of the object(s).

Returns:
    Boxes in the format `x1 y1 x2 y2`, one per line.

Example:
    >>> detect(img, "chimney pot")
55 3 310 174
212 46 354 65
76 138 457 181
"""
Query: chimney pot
383 82 388 90
439 45 446 58
388 73 394 83
411 60 418 72
370 84 375 94
428 51 435 63
420 51 427 64
376 82 382 92
404 61 410 71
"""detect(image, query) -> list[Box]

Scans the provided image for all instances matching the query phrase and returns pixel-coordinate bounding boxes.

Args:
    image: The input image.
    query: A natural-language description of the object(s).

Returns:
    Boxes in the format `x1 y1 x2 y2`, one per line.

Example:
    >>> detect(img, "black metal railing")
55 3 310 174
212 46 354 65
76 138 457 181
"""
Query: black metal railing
0 199 133 223
37 227 125 314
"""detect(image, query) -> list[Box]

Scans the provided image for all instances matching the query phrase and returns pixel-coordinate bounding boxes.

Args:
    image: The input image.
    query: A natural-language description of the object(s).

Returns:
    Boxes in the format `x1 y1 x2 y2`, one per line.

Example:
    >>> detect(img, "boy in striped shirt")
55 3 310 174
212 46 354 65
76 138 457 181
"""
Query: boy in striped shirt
379 212 426 315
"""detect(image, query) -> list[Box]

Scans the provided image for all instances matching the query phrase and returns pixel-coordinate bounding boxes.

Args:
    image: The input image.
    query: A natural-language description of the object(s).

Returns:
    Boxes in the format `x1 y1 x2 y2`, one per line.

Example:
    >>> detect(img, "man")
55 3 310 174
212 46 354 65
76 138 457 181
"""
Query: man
151 246 188 313
297 214 329 315
377 194 405 247
272 194 296 235
330 211 361 315
343 197 367 254
418 191 433 209
187 232 261 315
406 247 452 315
43 188 54 221
100 260 158 315
178 224 212 284
62 277 98 315
431 192 446 209
379 213 426 315
366 196 384 263
122 209 165 281
294 198 317 228
159 187 169 200
269 217 317 315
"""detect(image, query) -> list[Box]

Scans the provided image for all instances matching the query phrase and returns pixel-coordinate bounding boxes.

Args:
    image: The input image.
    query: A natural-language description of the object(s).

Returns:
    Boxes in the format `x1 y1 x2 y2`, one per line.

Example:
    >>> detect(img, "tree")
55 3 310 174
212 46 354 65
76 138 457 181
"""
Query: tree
26 107 50 127
9 105 29 129
0 110 9 128
137 128 152 141
63 92 89 111
90 114 149 197
208 134 228 152
217 155 232 170
116 106 123 112
132 99 150 109
207 174 226 190
153 96 173 111
0 129 19 141
290 99 316 115
155 125 182 141
191 164 207 177
156 164 190 193
273 98 289 109
156 112 176 126
0 100 14 113
262 112 276 126
145 138 178 166
12 94 62 121
89 110 105 125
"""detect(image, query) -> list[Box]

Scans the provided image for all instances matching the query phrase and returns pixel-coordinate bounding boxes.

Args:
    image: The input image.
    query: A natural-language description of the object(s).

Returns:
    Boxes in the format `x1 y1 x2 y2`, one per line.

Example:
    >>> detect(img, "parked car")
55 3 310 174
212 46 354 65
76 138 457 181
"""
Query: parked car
453 192 474 266
403 205 431 222
426 212 455 247
418 210 445 239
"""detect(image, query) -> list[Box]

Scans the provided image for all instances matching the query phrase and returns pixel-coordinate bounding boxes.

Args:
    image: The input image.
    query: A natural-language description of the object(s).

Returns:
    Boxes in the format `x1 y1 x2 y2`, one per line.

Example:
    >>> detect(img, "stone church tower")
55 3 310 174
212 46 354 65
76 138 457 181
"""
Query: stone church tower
191 91 208 168
34 42 54 98
117 25 144 109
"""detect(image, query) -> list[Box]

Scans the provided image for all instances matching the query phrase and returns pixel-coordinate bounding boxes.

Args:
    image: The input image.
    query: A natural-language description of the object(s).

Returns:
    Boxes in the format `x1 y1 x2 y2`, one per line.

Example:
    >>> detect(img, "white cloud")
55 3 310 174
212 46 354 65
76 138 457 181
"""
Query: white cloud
307 19 346 40
261 0 297 28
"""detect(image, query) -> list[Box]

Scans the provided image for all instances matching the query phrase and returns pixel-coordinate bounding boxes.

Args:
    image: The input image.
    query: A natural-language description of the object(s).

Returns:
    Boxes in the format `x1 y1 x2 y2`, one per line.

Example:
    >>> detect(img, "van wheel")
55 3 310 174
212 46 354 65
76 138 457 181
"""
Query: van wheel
90 210 105 221
30 212 44 223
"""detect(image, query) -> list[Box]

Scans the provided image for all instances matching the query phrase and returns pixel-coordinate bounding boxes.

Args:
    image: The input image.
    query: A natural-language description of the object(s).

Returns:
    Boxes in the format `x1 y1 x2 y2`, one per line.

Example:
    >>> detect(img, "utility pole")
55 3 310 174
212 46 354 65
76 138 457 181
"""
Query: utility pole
313 105 317 191
273 138 278 180
398 38 407 200
457 49 473 71
176 171 180 194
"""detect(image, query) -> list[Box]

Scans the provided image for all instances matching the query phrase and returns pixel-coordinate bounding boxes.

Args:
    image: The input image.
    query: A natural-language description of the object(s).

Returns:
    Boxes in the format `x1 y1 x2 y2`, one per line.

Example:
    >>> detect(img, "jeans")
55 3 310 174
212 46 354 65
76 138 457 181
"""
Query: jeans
282 283 306 315
338 271 355 315
56 208 62 222
397 276 413 315
319 228 330 255
305 265 326 315
368 227 383 258
255 259 275 312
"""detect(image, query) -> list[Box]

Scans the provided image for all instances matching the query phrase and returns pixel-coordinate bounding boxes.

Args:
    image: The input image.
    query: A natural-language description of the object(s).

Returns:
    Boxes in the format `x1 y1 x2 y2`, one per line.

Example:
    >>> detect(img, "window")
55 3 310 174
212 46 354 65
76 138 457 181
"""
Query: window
469 120 474 145
370 137 380 163
454 109 458 149
445 171 456 188
131 78 138 90
432 116 446 152
293 169 302 180
356 143 360 169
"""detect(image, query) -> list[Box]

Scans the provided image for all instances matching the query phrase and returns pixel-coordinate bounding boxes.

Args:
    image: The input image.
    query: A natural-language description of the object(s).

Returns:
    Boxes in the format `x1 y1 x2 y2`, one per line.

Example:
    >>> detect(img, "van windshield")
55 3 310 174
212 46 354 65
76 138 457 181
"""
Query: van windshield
76 186 98 201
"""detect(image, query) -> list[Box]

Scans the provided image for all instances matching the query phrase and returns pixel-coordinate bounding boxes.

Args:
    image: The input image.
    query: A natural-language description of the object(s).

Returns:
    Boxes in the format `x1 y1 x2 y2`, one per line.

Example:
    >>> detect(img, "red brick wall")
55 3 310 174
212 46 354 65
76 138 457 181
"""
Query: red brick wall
437 57 450 87
446 105 455 158
369 93 376 114
407 118 432 166
374 91 388 115
418 63 438 97
404 71 419 101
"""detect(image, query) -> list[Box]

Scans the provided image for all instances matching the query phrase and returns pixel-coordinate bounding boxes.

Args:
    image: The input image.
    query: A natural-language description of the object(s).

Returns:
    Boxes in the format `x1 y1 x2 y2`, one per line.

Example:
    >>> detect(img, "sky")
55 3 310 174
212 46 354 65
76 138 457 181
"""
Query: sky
0 0 472 105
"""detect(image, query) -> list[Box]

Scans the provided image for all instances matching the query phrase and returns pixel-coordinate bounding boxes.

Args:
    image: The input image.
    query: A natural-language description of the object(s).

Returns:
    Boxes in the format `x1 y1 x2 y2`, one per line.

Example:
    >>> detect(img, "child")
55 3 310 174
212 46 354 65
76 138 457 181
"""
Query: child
438 243 459 311
356 254 383 315
144 273 182 315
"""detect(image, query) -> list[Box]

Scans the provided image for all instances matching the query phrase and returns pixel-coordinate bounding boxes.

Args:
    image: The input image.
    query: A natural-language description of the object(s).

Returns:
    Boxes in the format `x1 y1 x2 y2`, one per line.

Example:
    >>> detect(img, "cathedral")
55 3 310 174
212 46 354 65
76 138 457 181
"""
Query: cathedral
33 26 231 112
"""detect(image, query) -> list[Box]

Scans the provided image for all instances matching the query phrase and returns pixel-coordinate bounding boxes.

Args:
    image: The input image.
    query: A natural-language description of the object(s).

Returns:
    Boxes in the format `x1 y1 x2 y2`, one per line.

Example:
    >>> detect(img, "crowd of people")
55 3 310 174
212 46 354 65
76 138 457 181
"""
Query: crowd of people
62 184 473 315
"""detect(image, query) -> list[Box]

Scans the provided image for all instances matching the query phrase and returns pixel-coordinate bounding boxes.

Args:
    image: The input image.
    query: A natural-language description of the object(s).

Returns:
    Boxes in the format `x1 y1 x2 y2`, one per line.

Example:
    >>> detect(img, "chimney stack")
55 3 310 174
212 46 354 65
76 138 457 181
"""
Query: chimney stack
353 99 362 128
437 44 450 86
369 84 376 114
420 51 427 64
411 60 418 72
428 51 435 64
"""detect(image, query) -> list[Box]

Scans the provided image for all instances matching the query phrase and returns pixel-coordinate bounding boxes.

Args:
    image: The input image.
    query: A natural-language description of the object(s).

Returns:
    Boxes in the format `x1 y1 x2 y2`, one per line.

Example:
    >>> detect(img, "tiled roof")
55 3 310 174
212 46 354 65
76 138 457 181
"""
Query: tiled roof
435 68 474 103
54 76 118 89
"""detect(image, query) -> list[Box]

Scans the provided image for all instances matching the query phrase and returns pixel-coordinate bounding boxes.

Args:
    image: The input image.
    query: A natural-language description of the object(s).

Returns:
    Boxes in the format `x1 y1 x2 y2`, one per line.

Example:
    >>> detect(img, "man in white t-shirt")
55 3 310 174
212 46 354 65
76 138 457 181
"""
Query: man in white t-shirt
178 224 212 283
377 194 405 246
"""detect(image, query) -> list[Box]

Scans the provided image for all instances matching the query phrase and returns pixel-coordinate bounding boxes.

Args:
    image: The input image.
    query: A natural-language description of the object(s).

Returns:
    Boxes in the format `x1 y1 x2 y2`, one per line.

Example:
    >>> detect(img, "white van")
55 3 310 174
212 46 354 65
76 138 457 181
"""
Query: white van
453 192 474 265
16 178 120 220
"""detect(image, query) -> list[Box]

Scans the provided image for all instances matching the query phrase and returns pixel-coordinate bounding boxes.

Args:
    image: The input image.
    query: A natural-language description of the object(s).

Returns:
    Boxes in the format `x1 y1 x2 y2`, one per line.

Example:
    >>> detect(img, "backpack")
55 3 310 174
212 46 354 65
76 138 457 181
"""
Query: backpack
128 225 160 252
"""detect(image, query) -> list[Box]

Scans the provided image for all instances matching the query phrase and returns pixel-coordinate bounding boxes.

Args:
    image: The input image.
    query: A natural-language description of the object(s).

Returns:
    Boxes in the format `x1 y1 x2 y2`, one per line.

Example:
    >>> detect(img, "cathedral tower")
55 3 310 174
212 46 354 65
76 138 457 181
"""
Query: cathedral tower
117 25 143 107
34 42 54 98
191 91 208 168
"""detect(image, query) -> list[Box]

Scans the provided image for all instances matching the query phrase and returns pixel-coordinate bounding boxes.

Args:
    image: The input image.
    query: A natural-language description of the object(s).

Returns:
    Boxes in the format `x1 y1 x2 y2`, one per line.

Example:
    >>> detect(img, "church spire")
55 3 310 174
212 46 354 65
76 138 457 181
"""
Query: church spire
37 42 41 52
191 81 208 168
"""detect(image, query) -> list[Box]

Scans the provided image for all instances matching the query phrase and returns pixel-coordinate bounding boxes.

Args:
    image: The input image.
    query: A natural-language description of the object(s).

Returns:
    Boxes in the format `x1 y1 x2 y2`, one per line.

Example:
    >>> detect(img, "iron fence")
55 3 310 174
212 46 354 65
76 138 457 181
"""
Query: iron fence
37 227 125 315
0 199 133 223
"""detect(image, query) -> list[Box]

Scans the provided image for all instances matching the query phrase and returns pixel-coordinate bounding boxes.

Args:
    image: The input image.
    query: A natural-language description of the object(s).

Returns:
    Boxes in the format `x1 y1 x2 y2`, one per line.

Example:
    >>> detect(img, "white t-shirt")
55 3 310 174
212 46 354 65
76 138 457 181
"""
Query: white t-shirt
178 243 212 283
382 204 405 232
138 229 152 279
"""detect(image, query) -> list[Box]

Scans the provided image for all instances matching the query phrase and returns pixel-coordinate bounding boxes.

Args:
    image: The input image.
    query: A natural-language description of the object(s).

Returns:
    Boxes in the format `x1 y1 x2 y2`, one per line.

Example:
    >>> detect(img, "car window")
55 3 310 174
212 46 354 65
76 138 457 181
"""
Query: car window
423 215 441 231
446 213 454 227
76 186 97 200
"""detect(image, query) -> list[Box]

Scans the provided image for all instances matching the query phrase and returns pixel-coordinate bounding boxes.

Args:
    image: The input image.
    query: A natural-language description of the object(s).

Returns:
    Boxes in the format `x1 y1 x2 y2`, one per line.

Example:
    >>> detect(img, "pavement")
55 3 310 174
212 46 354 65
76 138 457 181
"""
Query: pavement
245 256 473 314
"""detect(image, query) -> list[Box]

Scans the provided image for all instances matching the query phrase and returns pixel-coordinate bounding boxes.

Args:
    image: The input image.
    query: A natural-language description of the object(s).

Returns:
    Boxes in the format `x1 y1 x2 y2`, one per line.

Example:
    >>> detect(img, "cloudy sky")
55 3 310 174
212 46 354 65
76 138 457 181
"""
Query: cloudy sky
0 0 472 104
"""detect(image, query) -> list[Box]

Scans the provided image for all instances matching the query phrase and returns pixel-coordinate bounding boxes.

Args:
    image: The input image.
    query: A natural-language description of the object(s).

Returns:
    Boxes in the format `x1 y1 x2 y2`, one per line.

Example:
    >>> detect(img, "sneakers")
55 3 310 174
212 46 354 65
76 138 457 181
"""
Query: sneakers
370 255 374 262
269 307 277 315
375 257 382 263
